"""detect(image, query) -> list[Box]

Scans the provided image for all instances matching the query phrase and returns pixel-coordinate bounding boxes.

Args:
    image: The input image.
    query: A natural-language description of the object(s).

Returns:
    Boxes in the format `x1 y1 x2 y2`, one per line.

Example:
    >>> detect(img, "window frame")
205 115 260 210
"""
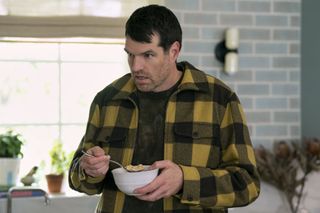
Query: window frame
0 16 126 38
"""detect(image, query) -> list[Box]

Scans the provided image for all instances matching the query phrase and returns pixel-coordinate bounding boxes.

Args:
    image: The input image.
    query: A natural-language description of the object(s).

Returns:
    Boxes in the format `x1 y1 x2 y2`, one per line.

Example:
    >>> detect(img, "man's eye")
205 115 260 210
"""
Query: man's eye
144 53 154 58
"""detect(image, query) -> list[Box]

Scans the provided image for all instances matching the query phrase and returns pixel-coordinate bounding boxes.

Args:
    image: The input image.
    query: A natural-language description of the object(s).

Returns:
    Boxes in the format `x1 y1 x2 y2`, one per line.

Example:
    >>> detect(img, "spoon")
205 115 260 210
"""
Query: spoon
81 150 125 170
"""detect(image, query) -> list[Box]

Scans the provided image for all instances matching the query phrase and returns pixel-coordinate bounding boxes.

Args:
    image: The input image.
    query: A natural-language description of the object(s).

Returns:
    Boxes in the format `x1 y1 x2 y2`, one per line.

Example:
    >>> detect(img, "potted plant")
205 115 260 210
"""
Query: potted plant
255 138 320 213
0 130 25 191
45 139 73 193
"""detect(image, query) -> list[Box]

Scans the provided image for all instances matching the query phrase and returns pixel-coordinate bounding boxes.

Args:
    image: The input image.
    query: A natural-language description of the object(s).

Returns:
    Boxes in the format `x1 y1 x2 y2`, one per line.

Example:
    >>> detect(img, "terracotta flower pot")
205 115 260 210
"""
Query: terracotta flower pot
45 174 64 193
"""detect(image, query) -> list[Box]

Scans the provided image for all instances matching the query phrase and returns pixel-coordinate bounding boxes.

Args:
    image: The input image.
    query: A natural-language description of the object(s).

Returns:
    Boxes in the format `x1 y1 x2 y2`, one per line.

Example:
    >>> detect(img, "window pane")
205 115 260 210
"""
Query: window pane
61 125 87 152
0 62 59 124
61 62 128 123
0 38 129 190
60 42 126 62
0 42 58 60
0 125 59 180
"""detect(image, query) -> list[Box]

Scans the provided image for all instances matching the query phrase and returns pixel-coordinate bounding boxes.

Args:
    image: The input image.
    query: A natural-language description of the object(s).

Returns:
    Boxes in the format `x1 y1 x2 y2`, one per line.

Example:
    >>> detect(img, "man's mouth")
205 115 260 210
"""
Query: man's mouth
135 76 147 80
133 74 150 84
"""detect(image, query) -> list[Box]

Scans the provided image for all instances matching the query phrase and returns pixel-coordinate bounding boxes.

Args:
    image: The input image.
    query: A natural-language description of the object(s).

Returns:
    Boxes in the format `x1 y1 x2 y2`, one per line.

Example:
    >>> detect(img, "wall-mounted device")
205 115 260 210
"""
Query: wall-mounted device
215 28 239 75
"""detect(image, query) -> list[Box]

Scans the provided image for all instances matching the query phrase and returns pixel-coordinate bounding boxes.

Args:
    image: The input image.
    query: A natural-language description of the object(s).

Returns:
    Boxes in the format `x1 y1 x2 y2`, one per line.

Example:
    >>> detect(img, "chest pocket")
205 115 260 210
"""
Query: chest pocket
174 123 219 145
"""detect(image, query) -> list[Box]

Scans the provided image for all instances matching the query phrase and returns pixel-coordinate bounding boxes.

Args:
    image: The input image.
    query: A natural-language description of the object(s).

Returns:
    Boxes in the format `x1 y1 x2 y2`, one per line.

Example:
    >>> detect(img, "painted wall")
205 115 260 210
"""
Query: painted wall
301 0 320 138
165 0 301 148
163 0 320 212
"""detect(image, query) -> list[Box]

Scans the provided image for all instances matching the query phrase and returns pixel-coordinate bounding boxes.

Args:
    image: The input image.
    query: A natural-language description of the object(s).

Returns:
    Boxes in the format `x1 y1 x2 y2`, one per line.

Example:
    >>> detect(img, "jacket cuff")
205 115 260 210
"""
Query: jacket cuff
179 165 201 205
79 167 105 183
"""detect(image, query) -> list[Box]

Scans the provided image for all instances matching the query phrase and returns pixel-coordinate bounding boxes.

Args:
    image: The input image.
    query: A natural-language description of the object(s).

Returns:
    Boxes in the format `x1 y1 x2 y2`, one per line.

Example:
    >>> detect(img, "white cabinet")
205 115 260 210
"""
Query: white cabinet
0 194 99 213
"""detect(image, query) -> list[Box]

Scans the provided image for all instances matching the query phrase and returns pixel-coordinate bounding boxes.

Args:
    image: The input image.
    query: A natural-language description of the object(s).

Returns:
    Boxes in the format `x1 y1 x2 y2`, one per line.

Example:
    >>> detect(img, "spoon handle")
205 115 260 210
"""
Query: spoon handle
81 150 124 169
81 150 93 157
109 160 124 168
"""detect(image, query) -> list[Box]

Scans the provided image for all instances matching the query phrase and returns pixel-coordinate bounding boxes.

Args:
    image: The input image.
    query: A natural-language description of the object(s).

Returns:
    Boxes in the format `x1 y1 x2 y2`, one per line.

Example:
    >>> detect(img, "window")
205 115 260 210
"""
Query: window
0 38 129 186
0 0 164 192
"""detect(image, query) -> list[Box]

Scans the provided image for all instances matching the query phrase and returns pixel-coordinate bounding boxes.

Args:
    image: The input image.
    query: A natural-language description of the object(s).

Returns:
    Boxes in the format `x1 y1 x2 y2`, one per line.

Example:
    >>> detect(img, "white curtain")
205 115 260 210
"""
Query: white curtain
0 0 163 38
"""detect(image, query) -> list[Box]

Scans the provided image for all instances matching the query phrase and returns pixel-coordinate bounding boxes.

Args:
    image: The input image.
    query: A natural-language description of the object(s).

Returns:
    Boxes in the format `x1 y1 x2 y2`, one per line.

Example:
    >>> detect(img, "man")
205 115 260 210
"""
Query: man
69 4 260 213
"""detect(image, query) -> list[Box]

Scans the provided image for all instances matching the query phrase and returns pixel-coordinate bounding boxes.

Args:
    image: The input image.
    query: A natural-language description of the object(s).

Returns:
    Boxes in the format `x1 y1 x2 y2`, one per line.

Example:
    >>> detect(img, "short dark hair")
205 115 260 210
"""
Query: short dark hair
125 4 182 52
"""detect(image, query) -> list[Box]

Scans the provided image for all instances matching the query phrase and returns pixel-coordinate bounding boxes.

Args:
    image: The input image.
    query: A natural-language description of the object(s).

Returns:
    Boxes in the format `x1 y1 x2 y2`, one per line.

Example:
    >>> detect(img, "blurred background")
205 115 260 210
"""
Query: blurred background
0 0 319 212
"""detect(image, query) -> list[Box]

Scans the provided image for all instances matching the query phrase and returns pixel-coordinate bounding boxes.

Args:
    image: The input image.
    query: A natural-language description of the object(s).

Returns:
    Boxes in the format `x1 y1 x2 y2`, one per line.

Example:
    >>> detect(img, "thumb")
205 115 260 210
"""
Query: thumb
150 160 170 170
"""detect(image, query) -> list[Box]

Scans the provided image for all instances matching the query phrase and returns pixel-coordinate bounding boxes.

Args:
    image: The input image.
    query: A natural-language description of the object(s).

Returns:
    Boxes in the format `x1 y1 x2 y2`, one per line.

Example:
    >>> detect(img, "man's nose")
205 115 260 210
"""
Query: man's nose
131 56 144 72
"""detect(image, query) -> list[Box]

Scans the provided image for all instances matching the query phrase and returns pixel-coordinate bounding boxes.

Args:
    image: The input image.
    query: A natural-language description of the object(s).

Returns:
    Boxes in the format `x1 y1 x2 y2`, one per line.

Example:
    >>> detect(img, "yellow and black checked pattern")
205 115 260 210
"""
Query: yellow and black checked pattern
69 61 260 213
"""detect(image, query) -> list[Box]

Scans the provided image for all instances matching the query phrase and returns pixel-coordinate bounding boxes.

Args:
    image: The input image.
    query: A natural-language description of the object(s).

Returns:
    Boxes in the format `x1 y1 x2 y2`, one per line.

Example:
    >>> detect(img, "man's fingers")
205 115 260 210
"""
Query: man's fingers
80 149 110 177
87 146 105 156
134 160 183 201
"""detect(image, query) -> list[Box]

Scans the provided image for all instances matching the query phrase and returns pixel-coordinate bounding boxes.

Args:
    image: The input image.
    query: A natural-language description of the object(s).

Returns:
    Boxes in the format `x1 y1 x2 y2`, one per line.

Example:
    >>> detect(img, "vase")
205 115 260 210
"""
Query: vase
0 158 21 191
276 191 310 213
45 173 64 193
276 192 291 213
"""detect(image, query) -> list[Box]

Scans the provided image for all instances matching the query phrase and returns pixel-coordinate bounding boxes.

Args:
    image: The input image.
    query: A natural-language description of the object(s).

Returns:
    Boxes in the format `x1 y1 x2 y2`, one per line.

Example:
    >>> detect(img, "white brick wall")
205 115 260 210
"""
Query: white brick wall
162 0 318 212
165 0 301 148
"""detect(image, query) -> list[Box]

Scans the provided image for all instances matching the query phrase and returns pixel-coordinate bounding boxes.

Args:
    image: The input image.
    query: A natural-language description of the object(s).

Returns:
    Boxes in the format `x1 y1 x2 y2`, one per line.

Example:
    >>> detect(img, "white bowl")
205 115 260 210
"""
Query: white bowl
111 166 158 195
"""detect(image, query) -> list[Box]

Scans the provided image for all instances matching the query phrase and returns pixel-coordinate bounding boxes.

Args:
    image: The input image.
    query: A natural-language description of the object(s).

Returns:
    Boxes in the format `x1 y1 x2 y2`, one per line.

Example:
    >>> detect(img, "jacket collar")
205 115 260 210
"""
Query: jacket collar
177 61 210 93
111 61 210 101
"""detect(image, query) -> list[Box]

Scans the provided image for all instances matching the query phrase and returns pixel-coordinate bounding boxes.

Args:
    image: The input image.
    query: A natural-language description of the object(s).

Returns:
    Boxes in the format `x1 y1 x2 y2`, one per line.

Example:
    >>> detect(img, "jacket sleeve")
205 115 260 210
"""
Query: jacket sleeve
68 98 106 195
178 92 260 208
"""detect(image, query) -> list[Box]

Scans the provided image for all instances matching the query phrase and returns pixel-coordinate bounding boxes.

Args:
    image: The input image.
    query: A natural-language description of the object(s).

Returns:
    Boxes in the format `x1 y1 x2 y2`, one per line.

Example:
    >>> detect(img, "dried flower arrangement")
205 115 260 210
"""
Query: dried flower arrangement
255 138 320 213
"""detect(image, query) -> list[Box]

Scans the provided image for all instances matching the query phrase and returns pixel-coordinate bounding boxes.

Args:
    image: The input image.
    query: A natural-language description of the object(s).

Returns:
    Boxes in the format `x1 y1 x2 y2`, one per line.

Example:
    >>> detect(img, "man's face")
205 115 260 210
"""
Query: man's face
124 35 179 92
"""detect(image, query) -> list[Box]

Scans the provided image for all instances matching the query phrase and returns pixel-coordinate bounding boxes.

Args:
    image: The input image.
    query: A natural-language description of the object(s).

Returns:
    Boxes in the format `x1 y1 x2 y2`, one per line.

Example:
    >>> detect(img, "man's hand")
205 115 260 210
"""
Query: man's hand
133 160 183 201
80 146 110 177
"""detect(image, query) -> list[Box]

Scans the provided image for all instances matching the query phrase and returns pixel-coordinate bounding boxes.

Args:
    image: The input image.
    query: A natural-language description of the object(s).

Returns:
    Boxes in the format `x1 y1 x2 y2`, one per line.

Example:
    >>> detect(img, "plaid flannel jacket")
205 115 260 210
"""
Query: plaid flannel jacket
69 61 260 213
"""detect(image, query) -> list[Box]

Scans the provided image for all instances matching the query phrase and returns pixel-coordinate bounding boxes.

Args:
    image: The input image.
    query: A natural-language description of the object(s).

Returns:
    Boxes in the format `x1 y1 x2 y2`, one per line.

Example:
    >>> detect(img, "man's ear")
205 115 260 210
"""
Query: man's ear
169 41 181 62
